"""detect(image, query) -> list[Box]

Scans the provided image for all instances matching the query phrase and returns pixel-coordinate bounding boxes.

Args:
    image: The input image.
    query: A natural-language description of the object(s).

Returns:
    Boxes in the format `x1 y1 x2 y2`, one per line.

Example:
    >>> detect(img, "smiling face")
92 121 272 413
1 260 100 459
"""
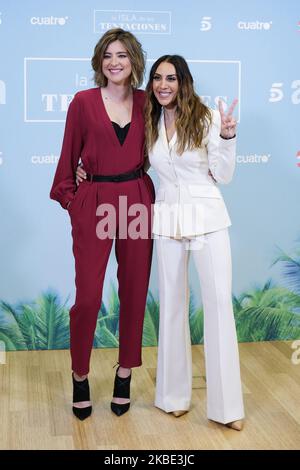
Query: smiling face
102 40 132 85
152 61 179 109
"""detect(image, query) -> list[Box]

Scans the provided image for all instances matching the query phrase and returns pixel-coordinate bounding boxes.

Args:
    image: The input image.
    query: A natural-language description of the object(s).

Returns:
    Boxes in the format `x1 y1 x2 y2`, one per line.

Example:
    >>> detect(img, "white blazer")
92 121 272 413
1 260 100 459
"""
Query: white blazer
149 109 236 237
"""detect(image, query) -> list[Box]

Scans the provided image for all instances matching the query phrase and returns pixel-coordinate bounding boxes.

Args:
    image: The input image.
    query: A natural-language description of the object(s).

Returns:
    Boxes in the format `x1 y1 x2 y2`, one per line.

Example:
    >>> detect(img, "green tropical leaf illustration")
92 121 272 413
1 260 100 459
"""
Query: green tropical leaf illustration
142 291 160 346
272 246 300 295
0 291 70 350
2 241 300 351
94 324 119 348
234 281 300 341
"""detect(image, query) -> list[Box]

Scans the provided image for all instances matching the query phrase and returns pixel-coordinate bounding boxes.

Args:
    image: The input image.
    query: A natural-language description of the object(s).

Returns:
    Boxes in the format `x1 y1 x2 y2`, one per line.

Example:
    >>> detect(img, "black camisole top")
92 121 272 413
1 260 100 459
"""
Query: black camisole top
111 121 131 146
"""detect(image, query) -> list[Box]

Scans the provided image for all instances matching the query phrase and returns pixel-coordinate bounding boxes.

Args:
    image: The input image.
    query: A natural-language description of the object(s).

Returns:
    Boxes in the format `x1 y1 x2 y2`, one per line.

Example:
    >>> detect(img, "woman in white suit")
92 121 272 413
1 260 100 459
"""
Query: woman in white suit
145 55 244 431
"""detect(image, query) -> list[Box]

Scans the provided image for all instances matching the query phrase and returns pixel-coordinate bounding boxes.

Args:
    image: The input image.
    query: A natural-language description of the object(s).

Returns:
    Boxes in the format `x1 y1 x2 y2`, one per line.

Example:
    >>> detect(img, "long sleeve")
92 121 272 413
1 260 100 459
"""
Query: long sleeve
50 93 83 209
206 109 236 184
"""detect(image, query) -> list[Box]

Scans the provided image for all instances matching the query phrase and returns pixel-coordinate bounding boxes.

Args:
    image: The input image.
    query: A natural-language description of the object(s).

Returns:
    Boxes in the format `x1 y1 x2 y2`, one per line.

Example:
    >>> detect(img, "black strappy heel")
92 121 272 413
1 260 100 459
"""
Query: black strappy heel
72 373 92 421
111 366 131 417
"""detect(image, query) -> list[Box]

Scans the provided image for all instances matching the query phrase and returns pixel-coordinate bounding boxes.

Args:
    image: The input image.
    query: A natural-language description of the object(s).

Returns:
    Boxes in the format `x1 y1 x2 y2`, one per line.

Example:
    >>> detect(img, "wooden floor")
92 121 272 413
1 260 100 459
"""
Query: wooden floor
0 341 300 450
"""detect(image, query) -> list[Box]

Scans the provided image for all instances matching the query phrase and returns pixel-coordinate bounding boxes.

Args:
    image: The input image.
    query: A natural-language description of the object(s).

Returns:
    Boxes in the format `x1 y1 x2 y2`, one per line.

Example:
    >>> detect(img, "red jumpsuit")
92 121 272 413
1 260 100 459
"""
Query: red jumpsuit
50 88 154 375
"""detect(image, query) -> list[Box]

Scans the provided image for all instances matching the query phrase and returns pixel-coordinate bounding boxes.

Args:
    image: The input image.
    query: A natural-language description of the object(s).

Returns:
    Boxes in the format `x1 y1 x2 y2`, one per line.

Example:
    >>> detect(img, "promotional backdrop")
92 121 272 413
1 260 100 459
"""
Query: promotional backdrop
0 0 299 351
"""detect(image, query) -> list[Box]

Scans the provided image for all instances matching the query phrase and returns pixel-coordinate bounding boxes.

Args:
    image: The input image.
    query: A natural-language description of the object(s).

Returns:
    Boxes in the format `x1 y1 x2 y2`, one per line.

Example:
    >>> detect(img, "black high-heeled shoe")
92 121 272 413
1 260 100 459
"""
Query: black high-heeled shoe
111 366 131 417
72 373 92 421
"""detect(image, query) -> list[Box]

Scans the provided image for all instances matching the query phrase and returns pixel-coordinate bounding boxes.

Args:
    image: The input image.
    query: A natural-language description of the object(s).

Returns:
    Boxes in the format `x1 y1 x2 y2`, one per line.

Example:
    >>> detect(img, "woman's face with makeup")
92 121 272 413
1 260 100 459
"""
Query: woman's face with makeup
152 61 179 109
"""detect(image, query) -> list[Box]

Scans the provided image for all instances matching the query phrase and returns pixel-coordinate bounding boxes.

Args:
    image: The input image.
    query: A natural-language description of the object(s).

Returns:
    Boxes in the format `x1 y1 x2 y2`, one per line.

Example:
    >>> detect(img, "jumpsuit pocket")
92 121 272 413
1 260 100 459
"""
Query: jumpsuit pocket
67 193 78 214
68 183 86 215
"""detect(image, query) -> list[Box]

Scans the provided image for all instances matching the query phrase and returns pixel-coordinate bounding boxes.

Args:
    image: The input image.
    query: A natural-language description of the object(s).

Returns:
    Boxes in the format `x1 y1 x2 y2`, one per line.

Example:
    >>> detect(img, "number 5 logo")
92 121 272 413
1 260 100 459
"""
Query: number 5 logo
269 83 283 102
200 16 212 32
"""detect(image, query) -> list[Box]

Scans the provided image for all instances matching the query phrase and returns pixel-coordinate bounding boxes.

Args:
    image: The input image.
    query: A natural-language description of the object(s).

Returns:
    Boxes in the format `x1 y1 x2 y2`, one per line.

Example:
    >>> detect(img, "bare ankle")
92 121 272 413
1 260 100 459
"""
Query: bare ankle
117 367 131 378
73 372 87 382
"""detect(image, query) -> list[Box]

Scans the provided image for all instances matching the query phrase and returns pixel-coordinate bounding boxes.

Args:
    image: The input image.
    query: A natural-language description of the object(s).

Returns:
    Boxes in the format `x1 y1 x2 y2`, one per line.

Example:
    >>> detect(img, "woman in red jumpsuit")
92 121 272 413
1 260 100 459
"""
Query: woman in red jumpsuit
50 29 154 420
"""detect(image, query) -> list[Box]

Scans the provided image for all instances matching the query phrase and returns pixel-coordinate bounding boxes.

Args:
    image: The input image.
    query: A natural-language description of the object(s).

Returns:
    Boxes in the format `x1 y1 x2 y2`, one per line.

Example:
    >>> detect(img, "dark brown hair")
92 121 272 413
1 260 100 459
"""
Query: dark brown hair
145 55 212 154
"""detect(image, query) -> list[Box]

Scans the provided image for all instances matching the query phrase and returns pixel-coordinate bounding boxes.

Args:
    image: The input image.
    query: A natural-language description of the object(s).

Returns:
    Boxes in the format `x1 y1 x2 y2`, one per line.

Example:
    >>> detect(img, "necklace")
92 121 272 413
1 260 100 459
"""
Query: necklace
102 89 132 104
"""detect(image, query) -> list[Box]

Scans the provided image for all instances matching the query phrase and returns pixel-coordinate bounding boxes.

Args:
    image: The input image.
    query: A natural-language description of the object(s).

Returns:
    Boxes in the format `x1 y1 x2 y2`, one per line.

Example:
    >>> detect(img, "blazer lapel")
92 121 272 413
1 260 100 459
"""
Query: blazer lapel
159 109 177 153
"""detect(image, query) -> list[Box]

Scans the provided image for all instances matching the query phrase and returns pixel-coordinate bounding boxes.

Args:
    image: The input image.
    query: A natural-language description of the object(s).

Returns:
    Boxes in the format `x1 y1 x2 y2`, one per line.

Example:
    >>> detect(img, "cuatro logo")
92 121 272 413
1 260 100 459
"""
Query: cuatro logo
237 154 271 164
30 16 69 26
238 20 272 30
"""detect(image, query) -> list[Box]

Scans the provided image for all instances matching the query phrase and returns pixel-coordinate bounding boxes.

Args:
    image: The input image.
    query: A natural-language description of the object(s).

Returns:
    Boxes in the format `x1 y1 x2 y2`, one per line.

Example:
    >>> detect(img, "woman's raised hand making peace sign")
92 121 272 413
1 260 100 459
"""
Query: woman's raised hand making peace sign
219 98 238 139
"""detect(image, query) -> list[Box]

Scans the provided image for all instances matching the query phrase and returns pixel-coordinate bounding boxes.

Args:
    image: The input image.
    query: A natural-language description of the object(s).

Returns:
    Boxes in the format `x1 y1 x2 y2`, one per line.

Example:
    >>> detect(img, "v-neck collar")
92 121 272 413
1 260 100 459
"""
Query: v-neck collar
160 108 177 152
98 87 136 149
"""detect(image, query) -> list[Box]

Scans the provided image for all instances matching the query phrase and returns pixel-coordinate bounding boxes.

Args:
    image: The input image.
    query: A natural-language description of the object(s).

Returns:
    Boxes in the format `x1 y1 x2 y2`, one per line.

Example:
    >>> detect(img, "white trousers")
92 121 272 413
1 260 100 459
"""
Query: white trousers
155 228 244 424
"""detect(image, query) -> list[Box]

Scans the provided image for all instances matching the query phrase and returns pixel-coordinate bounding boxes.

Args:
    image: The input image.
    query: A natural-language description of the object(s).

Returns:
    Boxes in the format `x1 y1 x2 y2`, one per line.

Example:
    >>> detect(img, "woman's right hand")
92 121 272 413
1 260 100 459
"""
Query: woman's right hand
76 164 87 186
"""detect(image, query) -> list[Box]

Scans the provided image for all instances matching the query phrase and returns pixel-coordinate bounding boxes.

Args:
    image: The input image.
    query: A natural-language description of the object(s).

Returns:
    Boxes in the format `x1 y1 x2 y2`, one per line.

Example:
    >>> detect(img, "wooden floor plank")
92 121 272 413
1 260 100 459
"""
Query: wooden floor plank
0 342 300 449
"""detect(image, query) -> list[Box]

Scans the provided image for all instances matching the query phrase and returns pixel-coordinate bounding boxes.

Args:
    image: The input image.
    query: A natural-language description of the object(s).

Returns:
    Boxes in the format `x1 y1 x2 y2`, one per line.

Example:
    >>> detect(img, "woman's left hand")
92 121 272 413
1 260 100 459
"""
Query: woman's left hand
76 164 87 186
219 99 238 139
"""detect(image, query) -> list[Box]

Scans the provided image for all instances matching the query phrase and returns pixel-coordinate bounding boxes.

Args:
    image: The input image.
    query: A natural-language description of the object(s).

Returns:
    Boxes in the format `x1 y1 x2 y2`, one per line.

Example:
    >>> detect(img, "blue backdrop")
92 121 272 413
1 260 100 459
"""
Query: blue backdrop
0 0 299 349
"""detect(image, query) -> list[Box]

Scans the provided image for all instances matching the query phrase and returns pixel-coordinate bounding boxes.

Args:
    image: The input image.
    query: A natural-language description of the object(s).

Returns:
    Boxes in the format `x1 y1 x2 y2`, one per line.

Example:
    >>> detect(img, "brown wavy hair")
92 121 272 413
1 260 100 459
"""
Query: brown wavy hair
92 28 145 88
145 55 212 155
